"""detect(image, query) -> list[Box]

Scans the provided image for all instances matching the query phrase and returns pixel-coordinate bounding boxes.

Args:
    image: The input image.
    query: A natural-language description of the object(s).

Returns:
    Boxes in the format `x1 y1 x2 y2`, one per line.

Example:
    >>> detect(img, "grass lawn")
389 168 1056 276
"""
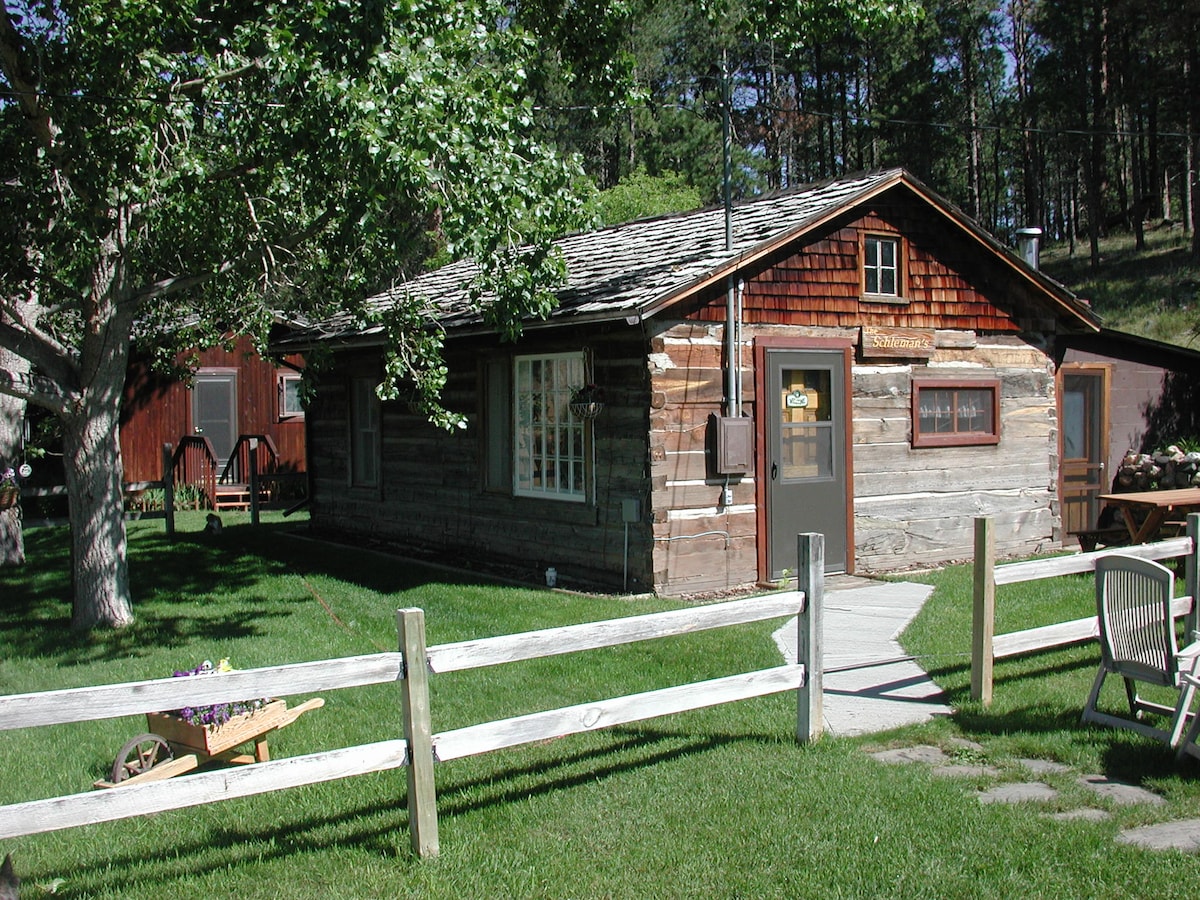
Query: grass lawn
2 515 1200 897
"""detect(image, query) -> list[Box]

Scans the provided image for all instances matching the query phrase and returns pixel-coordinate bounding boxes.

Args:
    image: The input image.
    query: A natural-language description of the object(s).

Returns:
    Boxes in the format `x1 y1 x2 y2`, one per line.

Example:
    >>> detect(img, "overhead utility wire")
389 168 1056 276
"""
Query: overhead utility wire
4 85 1198 142
535 99 1200 143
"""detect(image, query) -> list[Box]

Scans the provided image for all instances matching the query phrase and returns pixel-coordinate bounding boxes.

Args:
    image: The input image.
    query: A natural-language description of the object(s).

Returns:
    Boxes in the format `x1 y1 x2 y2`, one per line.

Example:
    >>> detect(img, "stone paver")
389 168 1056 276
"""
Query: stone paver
1050 808 1112 822
1118 819 1200 851
978 782 1059 804
932 764 1002 778
870 745 950 766
867 740 1200 852
1078 774 1166 806
1018 758 1073 776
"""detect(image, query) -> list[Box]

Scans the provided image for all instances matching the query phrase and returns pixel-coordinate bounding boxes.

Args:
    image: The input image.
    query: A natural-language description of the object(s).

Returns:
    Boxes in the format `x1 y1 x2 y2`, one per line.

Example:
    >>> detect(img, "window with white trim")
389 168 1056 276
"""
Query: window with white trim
513 352 586 501
864 235 900 296
278 372 305 419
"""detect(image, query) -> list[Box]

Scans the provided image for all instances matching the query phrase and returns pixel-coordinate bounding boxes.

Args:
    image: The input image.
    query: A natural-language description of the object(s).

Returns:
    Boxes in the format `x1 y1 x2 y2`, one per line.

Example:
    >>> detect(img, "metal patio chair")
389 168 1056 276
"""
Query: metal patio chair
1081 555 1200 748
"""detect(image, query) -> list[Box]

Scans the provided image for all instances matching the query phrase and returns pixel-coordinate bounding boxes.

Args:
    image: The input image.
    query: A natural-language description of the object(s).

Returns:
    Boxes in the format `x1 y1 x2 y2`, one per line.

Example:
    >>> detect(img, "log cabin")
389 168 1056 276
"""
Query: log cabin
277 168 1157 595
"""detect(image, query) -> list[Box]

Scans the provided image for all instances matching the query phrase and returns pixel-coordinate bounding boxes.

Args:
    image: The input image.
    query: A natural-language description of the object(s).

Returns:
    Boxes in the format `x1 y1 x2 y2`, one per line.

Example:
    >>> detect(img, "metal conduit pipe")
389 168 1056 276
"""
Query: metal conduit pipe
729 280 739 415
653 530 731 549
726 277 737 417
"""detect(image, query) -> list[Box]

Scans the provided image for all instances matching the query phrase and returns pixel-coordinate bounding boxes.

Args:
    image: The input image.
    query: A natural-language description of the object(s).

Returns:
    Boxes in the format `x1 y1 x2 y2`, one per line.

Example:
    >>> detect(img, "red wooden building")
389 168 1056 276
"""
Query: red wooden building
120 337 306 490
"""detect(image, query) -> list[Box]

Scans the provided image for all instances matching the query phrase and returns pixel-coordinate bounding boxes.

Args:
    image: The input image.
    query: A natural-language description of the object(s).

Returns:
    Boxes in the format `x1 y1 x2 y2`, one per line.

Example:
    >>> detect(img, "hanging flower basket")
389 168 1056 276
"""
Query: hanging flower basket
569 400 605 419
569 384 605 419
0 484 18 511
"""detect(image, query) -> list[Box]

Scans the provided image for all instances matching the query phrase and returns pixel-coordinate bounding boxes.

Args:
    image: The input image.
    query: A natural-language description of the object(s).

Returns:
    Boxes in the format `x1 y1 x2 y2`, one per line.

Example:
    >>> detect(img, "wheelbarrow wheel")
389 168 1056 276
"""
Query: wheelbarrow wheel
111 733 174 784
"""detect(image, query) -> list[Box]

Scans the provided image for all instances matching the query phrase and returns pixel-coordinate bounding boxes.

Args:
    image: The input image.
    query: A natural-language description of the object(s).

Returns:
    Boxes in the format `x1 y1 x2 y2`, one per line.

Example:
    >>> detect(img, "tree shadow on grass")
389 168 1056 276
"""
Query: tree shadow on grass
0 526 297 666
247 528 509 596
0 520 538 670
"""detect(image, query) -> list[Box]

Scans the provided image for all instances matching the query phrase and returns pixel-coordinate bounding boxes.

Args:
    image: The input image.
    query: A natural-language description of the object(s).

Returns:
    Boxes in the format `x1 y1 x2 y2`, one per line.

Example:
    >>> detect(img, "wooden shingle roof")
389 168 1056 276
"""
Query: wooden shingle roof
288 168 1098 346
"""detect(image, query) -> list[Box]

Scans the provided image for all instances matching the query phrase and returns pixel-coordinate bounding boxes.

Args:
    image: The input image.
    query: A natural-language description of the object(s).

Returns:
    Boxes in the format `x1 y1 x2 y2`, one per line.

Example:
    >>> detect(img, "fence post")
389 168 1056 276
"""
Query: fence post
796 532 824 744
397 608 438 858
970 516 995 706
161 443 175 539
1187 514 1200 644
248 437 260 526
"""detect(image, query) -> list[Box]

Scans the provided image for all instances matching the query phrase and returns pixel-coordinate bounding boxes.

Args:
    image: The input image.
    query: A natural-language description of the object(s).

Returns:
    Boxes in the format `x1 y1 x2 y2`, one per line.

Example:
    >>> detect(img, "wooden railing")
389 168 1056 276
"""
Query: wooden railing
970 515 1200 706
0 534 826 859
219 434 308 521
20 438 304 531
220 434 279 485
170 435 218 509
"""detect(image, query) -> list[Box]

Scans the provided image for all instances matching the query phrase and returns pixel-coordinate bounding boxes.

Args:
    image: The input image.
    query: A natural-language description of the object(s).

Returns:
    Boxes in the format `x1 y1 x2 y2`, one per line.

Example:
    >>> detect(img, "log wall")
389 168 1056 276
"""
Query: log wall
648 321 757 596
850 336 1058 572
647 200 1065 591
306 325 654 593
645 318 1059 591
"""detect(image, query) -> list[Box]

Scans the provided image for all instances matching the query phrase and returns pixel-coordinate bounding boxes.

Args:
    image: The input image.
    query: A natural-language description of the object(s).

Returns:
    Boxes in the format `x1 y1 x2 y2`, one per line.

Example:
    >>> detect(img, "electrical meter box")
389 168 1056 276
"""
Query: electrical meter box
621 498 641 523
711 415 754 475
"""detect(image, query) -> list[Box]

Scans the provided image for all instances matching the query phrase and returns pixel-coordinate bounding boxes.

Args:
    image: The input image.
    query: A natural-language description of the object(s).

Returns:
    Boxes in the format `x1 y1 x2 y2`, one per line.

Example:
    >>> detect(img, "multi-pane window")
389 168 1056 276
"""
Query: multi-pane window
513 352 586 501
864 235 900 296
911 379 1001 448
278 373 304 419
349 377 380 486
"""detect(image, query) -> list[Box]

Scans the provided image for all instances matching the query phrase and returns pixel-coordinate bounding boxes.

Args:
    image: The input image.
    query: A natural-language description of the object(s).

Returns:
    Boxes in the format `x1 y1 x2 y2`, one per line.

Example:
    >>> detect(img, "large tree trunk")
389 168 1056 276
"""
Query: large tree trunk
1085 1 1109 271
62 394 133 629
0 332 30 567
63 256 138 629
962 32 982 222
1188 36 1200 259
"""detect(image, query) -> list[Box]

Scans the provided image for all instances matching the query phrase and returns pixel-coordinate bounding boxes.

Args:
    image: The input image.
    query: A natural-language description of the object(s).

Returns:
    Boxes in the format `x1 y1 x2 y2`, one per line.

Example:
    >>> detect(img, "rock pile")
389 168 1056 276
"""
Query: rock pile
1116 446 1200 491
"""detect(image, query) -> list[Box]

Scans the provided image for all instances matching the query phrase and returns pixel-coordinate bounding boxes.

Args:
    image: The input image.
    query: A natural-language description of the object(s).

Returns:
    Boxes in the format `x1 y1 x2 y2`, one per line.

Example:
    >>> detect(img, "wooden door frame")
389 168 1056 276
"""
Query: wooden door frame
1057 361 1112 533
754 336 856 582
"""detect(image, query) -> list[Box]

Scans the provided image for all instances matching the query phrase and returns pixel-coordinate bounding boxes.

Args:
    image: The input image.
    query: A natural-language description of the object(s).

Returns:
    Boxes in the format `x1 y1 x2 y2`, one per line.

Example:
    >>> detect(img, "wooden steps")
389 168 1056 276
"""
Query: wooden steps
214 483 269 511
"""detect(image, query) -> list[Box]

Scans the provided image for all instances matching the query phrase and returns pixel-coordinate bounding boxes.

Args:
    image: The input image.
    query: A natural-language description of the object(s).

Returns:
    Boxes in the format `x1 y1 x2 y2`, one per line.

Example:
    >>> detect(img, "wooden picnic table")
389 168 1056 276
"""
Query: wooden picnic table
1097 488 1200 544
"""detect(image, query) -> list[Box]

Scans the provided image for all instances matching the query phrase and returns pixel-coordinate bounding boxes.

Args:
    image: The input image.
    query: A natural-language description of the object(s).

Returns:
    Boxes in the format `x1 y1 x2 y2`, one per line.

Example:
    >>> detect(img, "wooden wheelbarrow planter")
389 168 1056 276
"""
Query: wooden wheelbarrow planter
95 697 324 789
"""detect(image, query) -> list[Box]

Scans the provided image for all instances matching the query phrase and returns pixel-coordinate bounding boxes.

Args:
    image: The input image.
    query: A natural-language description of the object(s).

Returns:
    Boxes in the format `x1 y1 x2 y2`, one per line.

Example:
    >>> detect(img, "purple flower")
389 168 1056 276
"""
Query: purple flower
168 659 268 727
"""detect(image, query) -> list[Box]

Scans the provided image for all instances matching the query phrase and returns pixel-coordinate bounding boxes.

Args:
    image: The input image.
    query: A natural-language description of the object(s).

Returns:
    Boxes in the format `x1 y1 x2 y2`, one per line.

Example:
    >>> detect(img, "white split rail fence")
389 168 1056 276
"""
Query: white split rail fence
970 515 1200 706
0 534 826 858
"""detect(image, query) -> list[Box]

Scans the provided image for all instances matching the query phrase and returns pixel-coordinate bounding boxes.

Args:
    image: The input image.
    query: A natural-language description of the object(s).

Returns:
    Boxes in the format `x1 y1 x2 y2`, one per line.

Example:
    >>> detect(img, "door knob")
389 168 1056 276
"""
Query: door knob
771 461 778 480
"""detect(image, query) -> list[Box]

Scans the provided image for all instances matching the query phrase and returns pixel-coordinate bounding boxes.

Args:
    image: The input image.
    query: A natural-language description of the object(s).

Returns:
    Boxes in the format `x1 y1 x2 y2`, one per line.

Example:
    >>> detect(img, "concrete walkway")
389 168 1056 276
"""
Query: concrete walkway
772 578 953 736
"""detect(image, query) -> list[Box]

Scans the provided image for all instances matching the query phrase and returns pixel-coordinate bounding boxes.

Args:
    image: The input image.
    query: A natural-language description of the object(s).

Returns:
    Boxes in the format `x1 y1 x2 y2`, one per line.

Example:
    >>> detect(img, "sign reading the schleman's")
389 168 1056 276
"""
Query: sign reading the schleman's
860 326 936 359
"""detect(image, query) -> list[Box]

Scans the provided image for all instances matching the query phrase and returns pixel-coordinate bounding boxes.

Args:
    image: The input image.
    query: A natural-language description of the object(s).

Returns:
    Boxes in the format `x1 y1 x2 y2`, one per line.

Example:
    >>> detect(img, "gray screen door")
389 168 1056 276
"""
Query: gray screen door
192 372 238 467
765 349 849 576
